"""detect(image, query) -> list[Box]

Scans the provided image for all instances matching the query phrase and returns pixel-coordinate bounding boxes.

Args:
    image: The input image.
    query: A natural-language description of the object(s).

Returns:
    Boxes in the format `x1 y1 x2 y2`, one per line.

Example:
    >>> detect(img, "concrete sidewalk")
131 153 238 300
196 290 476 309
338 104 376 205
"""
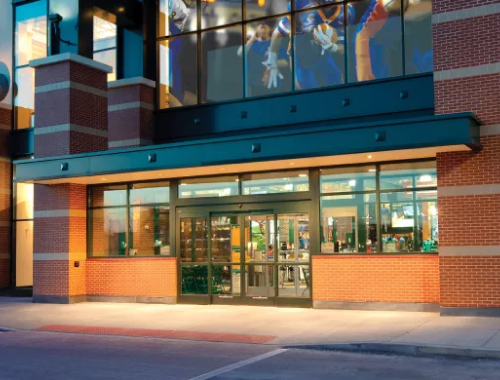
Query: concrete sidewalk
2 298 500 358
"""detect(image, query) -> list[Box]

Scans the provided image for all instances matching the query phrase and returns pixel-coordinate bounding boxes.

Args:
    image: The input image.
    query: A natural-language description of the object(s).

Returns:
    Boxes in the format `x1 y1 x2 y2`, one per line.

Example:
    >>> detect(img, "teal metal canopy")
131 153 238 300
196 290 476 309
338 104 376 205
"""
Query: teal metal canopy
14 112 480 183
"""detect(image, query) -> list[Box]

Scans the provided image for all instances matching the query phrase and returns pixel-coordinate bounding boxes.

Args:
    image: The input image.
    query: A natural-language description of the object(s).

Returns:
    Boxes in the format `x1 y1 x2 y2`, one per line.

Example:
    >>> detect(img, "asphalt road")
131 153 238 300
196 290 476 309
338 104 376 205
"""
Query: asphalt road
0 330 500 380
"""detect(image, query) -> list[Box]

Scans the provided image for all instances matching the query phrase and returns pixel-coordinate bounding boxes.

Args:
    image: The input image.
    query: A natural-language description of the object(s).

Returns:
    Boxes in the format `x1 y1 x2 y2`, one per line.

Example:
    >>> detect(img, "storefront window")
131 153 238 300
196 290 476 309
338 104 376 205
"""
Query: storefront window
380 192 438 253
242 171 309 195
91 208 128 256
89 182 170 257
320 161 438 254
321 166 376 194
14 0 47 129
157 0 433 108
179 176 239 199
321 194 377 254
379 161 437 190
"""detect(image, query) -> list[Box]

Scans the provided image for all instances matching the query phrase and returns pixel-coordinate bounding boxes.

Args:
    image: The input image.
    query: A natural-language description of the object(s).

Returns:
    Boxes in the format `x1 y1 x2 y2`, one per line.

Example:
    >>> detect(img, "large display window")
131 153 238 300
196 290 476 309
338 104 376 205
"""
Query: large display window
158 0 433 108
320 160 438 254
89 182 170 257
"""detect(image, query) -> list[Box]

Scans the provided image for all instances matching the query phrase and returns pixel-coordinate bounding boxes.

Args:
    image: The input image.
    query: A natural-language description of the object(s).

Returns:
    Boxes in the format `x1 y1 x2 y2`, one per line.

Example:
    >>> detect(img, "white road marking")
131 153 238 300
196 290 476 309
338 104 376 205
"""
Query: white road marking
188 349 288 380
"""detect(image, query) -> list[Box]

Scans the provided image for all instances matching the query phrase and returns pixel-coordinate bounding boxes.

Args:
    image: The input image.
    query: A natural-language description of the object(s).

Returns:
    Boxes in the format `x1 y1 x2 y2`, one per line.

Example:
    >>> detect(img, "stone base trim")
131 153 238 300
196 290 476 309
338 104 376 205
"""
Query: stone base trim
434 62 500 81
87 295 177 304
108 102 154 112
35 81 107 98
439 246 500 256
438 184 500 197
313 301 440 312
30 53 112 74
432 3 500 24
481 124 500 137
33 253 87 261
108 138 153 149
34 124 108 138
108 77 156 89
441 307 500 317
33 295 87 304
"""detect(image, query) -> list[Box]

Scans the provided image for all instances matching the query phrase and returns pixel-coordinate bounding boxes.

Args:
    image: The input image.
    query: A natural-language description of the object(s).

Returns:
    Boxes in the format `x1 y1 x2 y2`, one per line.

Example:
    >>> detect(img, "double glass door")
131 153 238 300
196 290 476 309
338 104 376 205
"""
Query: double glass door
178 205 311 307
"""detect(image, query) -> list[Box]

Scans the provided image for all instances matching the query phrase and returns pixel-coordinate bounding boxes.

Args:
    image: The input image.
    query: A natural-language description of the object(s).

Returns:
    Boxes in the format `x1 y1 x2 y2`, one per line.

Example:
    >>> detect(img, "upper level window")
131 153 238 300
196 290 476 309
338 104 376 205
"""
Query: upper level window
158 0 433 109
14 0 47 130
93 9 118 82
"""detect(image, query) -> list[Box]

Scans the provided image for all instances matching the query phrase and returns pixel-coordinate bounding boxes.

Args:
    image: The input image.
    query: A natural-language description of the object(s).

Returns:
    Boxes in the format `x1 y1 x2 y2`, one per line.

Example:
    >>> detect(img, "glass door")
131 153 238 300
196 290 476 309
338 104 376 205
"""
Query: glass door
178 212 209 304
210 215 243 304
277 214 311 299
178 204 312 307
244 214 275 306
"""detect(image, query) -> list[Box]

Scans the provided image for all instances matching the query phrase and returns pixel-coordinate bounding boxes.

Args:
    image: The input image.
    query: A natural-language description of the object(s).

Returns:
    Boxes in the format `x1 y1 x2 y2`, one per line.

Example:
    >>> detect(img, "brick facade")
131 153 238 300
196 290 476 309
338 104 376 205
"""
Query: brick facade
108 78 155 149
0 104 11 288
312 255 440 304
86 258 177 298
434 0 500 312
30 54 111 158
33 183 87 303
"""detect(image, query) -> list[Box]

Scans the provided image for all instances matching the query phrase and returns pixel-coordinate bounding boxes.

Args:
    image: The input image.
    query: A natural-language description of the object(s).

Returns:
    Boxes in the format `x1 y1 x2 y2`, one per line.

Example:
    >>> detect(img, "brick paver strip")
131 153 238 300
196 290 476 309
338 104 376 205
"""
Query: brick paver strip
34 325 276 344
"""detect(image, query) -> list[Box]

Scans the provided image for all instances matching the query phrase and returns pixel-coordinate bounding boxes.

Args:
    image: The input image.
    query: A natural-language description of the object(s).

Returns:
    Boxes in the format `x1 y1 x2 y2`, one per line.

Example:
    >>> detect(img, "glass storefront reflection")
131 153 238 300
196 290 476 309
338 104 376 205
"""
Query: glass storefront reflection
278 265 310 298
181 265 209 294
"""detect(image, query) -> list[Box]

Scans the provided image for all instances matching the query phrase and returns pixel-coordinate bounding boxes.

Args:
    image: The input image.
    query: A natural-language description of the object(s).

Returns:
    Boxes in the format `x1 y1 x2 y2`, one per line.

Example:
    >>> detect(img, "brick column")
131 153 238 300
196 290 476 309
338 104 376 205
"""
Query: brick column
0 103 11 288
433 2 500 315
108 77 155 149
29 53 111 303
30 53 111 158
33 184 87 303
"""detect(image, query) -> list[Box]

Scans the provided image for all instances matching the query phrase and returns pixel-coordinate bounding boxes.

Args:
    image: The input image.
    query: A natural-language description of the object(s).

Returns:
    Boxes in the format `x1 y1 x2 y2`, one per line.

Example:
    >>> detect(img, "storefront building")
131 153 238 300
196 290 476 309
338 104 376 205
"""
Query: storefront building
0 0 498 315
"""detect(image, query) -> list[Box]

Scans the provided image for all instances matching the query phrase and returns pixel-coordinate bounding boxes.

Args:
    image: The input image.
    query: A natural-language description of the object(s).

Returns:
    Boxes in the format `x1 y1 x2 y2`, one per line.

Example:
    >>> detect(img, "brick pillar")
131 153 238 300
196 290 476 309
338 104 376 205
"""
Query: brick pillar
108 77 155 149
29 53 111 158
29 53 111 303
434 1 500 314
33 184 87 303
0 104 11 288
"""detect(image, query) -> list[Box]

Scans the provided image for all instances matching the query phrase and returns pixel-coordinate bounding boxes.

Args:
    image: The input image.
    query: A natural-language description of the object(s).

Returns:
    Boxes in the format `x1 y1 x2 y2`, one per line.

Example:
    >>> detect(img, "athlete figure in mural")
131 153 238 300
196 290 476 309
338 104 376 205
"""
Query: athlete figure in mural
354 0 432 81
238 24 289 96
266 0 355 90
163 0 196 107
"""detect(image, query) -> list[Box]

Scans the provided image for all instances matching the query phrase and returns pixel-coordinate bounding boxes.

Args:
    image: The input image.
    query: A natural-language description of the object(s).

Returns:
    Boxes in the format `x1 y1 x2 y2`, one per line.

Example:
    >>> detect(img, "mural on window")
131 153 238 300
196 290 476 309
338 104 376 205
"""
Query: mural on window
158 0 433 108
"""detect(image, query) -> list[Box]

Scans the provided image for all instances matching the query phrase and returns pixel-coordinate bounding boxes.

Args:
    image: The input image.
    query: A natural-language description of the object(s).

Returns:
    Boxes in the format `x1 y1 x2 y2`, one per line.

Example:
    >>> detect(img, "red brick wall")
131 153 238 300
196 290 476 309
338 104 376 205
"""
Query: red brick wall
433 14 500 72
86 257 177 297
434 75 500 126
434 0 500 310
433 0 500 14
108 82 154 149
440 256 500 308
34 60 108 158
312 255 440 304
0 259 9 288
33 184 87 299
438 194 500 247
0 106 11 288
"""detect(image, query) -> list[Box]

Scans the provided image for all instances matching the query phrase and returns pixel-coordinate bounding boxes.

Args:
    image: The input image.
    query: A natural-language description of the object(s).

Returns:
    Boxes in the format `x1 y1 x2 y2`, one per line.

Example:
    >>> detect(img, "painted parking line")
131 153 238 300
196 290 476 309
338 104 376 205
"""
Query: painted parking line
34 325 277 344
189 349 288 380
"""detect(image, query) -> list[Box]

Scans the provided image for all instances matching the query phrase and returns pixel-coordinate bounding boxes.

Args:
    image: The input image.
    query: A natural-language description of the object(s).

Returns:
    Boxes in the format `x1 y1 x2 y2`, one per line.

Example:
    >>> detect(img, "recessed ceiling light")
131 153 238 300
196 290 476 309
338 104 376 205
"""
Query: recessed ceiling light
367 155 372 159
290 162 295 166
348 180 356 187
180 183 187 186
299 174 307 178
117 7 125 12
368 169 376 172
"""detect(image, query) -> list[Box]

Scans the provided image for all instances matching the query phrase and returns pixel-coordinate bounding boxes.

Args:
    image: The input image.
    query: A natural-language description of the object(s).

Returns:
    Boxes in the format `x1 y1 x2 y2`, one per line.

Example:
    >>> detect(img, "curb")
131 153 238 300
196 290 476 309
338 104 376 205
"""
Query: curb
284 343 500 360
